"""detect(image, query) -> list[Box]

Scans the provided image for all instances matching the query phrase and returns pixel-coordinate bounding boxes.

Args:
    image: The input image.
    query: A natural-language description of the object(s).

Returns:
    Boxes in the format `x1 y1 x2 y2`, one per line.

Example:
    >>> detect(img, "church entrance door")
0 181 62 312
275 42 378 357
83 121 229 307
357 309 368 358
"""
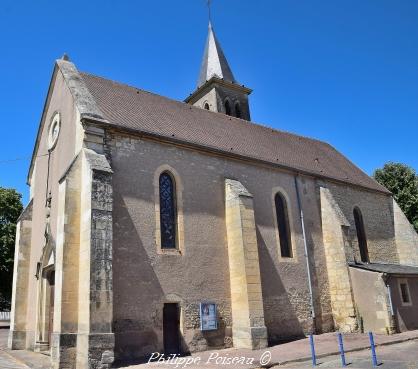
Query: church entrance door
47 271 55 345
163 303 180 355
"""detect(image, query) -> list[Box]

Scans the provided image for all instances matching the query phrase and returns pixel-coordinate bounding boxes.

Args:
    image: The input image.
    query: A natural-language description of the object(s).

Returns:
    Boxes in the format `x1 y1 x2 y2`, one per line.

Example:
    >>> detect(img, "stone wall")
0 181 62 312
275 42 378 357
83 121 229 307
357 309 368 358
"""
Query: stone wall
225 179 267 349
76 149 114 369
51 154 82 368
388 276 418 332
108 131 403 359
188 81 251 120
109 132 322 359
320 187 356 332
20 64 83 351
349 267 392 334
325 182 397 264
8 201 33 349
393 199 418 266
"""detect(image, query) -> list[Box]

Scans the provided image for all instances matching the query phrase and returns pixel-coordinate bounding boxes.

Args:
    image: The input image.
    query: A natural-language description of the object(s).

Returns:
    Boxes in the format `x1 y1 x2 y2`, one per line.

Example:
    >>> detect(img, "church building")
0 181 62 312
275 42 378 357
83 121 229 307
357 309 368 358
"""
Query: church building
8 21 418 369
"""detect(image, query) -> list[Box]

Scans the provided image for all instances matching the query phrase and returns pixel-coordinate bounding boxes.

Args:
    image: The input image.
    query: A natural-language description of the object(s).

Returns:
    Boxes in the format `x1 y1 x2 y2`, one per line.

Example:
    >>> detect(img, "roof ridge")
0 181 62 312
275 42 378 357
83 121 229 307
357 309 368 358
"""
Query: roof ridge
79 70 389 194
79 71 333 147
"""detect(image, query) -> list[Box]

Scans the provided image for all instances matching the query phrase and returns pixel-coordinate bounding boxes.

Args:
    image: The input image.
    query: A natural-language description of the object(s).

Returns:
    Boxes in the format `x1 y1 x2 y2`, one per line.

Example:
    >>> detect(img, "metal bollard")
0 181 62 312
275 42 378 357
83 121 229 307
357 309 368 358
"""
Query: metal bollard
337 332 347 367
309 334 317 367
368 332 378 367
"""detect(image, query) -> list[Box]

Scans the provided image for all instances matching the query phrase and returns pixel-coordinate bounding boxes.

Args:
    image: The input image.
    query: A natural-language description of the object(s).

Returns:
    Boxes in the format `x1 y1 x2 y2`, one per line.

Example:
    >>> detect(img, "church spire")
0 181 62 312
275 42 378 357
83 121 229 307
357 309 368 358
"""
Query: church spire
197 22 237 88
185 19 252 121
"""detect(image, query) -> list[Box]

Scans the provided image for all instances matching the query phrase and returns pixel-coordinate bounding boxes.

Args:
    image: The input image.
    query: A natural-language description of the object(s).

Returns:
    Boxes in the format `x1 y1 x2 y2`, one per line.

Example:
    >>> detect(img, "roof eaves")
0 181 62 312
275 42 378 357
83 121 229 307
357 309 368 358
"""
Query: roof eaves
185 76 252 103
80 115 392 196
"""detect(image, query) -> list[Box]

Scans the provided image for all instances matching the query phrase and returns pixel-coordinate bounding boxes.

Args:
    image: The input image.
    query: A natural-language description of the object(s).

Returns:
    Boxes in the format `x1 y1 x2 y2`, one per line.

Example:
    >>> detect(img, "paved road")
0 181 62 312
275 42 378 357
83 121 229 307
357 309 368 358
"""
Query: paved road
281 340 418 369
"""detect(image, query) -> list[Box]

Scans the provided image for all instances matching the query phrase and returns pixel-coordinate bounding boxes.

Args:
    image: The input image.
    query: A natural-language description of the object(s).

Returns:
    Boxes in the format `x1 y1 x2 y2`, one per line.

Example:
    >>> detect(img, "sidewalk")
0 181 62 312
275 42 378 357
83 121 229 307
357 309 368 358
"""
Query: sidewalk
129 330 418 368
264 330 418 366
0 329 51 369
1 328 418 369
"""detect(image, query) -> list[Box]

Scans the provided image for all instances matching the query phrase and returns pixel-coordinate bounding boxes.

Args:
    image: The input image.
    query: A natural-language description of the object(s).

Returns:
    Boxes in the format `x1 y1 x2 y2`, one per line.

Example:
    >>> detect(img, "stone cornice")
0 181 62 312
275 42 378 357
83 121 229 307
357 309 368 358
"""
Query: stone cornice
185 76 252 104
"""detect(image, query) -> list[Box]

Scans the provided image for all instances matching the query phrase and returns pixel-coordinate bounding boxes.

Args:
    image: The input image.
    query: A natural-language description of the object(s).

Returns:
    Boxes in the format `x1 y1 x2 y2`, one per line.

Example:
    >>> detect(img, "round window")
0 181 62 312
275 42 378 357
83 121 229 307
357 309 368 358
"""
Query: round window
48 113 61 150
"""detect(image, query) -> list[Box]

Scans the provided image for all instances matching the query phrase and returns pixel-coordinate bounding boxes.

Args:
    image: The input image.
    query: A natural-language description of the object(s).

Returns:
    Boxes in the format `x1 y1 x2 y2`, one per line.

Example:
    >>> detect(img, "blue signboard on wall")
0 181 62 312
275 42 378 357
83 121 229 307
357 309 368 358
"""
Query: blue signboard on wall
200 302 217 331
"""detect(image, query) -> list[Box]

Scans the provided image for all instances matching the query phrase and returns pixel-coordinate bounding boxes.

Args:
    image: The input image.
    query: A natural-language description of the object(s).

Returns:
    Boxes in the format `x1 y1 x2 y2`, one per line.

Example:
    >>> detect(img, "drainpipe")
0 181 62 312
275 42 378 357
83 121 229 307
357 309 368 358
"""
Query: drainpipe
294 175 316 332
383 273 396 333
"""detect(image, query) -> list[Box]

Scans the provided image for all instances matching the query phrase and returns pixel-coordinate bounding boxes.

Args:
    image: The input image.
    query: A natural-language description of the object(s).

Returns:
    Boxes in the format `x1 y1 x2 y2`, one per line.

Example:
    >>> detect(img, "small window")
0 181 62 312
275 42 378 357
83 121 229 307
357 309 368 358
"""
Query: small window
275 192 292 258
353 207 369 262
159 172 177 249
204 102 210 110
235 102 241 118
225 100 231 116
399 281 412 305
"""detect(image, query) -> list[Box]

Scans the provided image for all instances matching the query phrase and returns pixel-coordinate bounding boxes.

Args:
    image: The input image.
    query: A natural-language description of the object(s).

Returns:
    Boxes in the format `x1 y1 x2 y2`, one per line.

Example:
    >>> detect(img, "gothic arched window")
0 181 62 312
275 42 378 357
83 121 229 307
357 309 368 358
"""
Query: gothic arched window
159 172 177 249
204 102 210 110
275 192 292 258
225 100 231 116
354 207 369 262
235 102 241 118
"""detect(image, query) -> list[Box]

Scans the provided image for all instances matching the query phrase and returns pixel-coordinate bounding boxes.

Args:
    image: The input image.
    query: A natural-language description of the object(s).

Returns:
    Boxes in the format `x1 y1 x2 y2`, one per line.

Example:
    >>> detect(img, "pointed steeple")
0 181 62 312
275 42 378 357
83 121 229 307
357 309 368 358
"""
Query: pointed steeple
197 22 237 87
186 21 252 121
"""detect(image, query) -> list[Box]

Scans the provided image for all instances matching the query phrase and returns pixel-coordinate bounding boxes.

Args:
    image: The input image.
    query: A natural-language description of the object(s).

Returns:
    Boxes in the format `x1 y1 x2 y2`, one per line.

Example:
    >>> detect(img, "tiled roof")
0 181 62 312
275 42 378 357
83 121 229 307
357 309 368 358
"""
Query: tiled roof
349 262 418 275
79 71 390 194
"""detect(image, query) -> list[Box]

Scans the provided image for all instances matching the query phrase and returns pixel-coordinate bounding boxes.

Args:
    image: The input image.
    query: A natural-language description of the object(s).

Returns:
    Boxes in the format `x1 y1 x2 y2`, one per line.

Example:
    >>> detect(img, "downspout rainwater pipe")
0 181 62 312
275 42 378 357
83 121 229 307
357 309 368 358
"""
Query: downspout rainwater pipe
294 175 316 332
383 273 396 333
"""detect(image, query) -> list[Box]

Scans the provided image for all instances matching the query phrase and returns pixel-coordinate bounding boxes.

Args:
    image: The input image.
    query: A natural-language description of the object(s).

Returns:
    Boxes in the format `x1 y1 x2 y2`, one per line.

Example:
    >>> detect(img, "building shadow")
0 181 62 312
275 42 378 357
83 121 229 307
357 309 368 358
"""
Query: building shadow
112 190 166 365
256 227 306 345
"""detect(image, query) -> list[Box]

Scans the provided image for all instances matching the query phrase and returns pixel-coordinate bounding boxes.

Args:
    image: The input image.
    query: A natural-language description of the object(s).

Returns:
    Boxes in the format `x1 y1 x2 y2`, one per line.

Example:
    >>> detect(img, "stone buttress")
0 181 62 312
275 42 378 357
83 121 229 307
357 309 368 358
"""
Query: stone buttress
320 187 357 332
8 201 33 349
224 179 268 349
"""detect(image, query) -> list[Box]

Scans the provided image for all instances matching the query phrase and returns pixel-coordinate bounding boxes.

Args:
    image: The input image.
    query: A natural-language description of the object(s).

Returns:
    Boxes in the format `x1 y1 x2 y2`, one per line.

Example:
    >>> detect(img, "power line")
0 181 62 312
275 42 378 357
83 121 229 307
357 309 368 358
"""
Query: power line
0 153 49 164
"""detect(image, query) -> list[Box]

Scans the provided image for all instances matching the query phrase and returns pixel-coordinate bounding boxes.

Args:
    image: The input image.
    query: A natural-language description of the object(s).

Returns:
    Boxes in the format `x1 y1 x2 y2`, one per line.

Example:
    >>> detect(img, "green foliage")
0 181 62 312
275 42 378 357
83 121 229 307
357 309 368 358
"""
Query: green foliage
0 187 23 310
373 162 418 232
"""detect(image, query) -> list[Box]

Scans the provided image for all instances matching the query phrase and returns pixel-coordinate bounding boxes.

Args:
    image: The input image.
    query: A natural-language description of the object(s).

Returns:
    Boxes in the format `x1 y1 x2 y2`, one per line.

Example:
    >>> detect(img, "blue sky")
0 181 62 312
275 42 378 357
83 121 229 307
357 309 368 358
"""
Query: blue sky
1 0 418 204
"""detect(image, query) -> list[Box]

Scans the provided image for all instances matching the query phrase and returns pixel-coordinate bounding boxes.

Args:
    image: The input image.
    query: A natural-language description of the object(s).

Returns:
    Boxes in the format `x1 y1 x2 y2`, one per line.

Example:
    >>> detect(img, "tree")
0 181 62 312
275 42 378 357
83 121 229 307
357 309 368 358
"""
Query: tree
373 162 418 232
0 187 23 310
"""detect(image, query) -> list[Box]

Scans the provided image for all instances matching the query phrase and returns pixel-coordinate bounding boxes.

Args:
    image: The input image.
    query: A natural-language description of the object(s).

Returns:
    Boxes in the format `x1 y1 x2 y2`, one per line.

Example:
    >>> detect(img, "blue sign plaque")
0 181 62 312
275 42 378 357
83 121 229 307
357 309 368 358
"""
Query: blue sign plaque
200 302 217 331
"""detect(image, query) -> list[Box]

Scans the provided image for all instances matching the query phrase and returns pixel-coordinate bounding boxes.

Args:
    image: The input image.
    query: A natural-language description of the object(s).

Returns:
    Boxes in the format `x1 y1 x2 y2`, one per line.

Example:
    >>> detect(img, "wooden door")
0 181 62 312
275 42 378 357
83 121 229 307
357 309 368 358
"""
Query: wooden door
48 272 55 345
163 303 180 355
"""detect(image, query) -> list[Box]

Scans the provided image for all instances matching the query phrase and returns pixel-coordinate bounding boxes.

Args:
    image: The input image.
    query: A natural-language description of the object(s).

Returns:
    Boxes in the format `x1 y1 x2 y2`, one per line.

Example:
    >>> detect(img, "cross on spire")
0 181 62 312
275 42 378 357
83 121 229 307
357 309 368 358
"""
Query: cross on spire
207 0 212 23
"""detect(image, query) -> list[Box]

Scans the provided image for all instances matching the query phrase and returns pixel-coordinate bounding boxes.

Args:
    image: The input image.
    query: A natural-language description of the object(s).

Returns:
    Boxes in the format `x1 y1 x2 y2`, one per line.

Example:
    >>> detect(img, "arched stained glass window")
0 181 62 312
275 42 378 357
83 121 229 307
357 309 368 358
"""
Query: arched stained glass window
353 207 369 262
235 102 241 118
159 172 177 249
225 100 231 116
275 193 292 258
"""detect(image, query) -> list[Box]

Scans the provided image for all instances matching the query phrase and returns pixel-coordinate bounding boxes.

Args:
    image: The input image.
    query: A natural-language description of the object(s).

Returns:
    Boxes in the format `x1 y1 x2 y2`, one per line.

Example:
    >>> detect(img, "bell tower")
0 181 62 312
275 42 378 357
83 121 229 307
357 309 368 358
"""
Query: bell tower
185 22 252 121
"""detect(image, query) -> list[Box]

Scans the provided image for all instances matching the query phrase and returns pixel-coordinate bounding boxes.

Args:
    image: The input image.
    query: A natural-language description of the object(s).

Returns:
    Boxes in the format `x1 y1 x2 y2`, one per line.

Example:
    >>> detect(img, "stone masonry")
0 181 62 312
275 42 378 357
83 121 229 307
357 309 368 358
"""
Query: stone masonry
225 179 268 349
8 201 33 350
394 199 418 266
320 187 357 332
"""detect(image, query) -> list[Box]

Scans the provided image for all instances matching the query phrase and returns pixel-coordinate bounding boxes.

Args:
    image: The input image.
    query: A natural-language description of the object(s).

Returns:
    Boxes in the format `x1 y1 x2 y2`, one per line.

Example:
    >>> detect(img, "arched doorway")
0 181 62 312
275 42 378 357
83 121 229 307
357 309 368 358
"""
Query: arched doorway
35 242 55 352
